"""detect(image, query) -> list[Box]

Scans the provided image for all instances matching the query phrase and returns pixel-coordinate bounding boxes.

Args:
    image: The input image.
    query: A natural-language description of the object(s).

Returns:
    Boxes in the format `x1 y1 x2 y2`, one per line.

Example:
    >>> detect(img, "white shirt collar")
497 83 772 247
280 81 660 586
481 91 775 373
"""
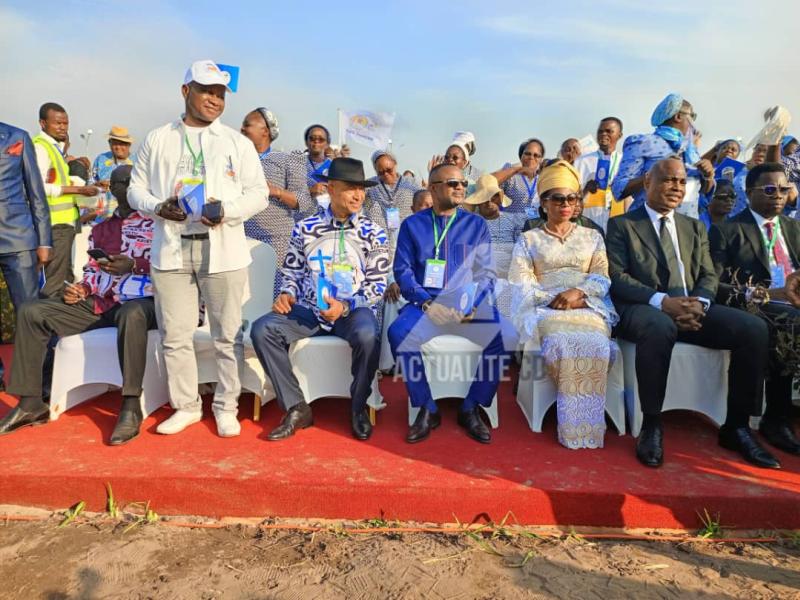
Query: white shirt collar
749 208 778 228
644 203 674 225
39 130 65 151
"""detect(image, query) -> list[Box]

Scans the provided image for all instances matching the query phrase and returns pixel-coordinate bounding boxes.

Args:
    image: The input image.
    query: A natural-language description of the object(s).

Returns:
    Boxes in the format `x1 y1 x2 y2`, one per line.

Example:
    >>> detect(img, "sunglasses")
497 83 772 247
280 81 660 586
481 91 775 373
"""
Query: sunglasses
430 178 469 189
522 151 542 159
713 193 736 200
545 193 580 206
679 110 698 121
307 136 327 143
751 184 792 196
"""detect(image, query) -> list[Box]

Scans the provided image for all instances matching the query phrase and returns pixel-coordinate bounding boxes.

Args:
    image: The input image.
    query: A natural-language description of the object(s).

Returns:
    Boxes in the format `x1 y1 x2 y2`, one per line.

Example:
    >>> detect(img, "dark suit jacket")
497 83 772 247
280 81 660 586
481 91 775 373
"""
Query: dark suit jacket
0 122 52 254
709 209 800 307
606 206 718 308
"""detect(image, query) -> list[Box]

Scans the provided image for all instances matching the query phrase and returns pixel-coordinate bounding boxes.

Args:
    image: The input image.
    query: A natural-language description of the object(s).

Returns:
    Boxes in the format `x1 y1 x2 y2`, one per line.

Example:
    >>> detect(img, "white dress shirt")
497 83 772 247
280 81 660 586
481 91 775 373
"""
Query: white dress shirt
128 117 268 273
749 209 790 270
644 203 692 310
33 130 67 197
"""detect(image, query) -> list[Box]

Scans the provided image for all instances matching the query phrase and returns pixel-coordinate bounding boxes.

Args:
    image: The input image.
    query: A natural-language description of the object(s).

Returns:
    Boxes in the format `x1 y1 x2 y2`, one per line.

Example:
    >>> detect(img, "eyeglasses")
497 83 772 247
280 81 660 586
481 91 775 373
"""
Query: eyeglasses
545 193 580 206
307 136 327 143
444 153 463 162
522 151 543 159
430 178 469 189
678 110 698 121
751 184 792 196
713 193 736 200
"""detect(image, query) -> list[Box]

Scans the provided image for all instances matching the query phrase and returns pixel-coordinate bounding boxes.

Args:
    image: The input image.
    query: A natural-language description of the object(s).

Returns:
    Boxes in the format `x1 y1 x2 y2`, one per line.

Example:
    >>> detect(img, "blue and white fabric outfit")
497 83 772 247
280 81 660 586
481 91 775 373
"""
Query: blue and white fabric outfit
500 165 540 217
89 151 134 224
244 148 316 298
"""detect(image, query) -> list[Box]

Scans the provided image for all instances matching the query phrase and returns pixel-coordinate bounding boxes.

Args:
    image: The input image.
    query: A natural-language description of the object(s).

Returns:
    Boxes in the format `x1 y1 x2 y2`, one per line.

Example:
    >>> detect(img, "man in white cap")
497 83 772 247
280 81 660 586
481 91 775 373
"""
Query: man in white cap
128 59 268 437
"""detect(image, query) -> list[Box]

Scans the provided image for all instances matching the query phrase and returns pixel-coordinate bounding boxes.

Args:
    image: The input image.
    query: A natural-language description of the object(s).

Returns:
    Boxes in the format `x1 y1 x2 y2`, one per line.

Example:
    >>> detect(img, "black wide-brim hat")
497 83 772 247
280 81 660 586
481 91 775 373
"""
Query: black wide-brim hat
322 157 378 187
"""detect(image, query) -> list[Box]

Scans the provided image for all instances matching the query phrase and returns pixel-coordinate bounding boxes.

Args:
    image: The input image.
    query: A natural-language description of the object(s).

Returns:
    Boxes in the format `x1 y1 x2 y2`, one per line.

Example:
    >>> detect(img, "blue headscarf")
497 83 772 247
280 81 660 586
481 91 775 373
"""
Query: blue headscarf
650 93 684 127
782 135 797 149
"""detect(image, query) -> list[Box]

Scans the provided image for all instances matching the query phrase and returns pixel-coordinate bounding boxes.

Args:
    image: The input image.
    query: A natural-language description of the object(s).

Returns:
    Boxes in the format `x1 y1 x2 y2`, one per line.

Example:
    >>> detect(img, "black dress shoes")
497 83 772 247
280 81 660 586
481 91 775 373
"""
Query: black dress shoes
636 423 664 468
109 408 143 446
351 408 373 441
758 417 800 455
0 405 49 436
406 407 441 443
457 407 491 444
719 426 781 469
267 403 313 441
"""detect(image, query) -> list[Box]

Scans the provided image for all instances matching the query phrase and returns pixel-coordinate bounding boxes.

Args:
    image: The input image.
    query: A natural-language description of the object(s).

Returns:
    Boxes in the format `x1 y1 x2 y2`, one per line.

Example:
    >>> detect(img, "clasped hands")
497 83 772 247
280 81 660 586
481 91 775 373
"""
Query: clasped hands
661 296 706 331
548 288 587 310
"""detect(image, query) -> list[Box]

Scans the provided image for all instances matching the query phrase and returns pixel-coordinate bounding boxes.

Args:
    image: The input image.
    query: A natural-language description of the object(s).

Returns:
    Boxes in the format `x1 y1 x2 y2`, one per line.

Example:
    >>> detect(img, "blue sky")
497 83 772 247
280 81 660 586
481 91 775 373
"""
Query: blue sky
3 0 799 175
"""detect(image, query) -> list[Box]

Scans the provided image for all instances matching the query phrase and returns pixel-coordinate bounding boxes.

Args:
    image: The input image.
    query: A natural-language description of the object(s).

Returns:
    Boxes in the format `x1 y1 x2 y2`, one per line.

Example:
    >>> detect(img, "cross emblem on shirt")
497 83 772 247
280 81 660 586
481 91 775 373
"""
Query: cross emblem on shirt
309 248 332 277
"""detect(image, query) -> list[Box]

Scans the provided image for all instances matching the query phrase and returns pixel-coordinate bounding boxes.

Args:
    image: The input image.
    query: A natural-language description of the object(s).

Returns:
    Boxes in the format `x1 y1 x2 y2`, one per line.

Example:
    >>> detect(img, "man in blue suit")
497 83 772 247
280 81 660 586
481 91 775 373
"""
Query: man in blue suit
0 122 52 388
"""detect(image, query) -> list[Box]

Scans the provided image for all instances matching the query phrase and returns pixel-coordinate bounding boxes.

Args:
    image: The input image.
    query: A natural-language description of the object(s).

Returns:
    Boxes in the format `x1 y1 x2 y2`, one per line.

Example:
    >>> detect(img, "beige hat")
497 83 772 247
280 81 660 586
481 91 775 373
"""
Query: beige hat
464 174 510 208
107 126 133 144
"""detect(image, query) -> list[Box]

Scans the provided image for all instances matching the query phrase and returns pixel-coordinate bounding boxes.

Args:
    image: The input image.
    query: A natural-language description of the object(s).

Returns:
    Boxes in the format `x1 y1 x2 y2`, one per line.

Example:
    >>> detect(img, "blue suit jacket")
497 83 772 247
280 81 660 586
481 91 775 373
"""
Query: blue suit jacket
0 122 52 254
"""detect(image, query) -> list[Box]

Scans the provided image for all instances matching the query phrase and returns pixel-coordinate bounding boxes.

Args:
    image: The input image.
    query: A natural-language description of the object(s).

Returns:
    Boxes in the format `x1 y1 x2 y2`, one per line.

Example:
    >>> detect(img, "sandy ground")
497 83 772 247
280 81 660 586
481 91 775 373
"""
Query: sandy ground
1 509 799 600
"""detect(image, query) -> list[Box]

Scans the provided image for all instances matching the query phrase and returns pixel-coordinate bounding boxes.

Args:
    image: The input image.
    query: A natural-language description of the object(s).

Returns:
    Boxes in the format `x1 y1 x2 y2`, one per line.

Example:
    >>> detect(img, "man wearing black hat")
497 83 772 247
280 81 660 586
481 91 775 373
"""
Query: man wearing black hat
250 157 389 441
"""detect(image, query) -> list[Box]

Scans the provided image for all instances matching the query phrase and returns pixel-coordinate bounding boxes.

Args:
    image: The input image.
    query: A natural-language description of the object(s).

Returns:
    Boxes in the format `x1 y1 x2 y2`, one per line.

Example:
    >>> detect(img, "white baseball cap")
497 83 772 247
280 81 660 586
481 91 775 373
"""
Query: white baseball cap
183 60 232 91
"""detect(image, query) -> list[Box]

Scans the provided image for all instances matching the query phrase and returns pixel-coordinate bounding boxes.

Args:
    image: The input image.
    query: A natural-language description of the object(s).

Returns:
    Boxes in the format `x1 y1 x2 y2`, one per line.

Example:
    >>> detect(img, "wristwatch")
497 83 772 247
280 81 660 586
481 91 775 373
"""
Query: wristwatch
421 299 432 312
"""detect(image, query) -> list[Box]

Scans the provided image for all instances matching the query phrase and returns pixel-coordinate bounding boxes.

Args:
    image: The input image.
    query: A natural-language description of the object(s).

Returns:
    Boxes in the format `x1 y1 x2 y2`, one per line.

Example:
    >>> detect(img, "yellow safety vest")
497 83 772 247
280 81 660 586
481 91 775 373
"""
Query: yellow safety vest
32 134 79 226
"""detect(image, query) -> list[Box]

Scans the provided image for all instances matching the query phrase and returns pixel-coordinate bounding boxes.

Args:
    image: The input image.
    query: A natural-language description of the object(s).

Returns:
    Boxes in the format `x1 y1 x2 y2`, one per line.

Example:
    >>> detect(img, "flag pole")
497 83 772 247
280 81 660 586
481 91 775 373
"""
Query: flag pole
337 108 343 147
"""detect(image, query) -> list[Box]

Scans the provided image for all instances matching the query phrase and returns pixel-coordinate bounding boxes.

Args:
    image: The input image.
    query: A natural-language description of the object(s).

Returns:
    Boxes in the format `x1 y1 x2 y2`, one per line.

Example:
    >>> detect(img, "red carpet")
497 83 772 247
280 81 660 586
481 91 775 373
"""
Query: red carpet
0 343 799 530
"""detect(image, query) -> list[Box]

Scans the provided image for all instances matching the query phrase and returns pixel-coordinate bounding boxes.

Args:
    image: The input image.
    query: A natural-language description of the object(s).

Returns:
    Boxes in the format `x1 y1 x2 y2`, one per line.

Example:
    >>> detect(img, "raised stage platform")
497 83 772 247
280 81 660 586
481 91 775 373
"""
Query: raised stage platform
0 345 798 530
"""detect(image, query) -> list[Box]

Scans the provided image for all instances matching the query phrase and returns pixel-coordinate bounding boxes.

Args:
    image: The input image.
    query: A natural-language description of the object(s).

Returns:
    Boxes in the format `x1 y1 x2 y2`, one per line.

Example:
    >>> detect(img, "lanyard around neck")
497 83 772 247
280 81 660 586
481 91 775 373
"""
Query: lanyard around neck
432 210 458 260
761 219 782 258
184 133 204 176
520 173 538 200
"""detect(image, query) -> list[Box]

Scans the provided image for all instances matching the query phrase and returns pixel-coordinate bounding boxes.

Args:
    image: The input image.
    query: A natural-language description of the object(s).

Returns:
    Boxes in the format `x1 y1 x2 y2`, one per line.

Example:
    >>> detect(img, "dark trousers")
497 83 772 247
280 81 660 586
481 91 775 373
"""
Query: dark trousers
0 249 39 312
250 305 380 413
387 304 518 412
8 297 157 399
614 303 769 427
760 302 800 420
42 224 76 299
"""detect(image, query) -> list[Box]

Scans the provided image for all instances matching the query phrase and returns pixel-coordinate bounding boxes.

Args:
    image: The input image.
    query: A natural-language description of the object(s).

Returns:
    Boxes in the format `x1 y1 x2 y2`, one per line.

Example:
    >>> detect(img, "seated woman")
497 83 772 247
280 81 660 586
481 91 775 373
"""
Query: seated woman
508 160 618 450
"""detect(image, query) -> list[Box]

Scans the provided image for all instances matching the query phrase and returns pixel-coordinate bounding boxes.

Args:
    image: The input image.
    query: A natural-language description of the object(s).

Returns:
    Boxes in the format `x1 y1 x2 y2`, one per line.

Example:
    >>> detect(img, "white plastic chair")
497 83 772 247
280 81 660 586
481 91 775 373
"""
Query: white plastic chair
406 335 499 428
288 336 384 411
619 340 730 436
516 338 625 435
378 299 405 372
71 228 92 282
194 239 277 419
49 329 168 421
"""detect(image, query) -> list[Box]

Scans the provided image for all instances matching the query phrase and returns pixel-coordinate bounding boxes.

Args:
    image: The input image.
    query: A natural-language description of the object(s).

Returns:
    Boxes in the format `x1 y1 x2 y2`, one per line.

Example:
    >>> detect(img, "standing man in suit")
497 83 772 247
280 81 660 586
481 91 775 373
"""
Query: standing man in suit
0 122 52 389
710 162 800 456
607 156 779 469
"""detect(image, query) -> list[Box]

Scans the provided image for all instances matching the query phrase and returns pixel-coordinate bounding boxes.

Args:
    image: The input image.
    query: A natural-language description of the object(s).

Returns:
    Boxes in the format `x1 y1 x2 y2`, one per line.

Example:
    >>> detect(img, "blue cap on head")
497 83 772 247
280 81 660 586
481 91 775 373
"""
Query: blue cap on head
781 135 797 149
650 93 684 127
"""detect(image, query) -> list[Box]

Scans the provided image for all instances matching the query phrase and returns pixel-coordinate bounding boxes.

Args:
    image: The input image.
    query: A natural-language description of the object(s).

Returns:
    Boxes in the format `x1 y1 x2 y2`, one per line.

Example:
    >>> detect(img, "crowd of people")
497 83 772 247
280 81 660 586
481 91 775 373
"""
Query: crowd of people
1 59 800 473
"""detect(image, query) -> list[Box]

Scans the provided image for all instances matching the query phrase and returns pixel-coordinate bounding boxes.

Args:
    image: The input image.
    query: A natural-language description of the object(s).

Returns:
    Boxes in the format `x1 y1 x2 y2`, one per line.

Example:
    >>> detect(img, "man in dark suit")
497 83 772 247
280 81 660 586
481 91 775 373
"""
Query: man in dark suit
607 156 779 469
0 122 52 389
710 162 800 456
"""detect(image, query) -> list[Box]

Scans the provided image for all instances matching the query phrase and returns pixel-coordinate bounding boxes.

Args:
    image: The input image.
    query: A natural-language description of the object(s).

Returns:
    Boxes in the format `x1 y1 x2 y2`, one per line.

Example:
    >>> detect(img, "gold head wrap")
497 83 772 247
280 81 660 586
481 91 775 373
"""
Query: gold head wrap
536 159 581 195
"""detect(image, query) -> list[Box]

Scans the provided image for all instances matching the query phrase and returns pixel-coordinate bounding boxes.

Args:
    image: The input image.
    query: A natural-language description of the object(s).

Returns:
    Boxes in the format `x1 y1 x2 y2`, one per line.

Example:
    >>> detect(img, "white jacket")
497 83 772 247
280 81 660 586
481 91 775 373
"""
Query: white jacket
128 118 268 273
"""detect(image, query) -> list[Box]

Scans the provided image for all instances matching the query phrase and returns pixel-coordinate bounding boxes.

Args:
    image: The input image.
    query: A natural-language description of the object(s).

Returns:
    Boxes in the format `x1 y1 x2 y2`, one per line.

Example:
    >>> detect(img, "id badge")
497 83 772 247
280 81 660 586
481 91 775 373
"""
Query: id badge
332 264 355 298
424 259 446 289
386 207 401 230
770 265 786 289
595 158 611 190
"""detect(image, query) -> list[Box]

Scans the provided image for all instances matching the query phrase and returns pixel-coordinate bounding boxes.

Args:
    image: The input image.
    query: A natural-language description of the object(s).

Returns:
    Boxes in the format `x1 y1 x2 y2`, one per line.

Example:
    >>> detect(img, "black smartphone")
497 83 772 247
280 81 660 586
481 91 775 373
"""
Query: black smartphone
202 201 224 224
87 248 111 262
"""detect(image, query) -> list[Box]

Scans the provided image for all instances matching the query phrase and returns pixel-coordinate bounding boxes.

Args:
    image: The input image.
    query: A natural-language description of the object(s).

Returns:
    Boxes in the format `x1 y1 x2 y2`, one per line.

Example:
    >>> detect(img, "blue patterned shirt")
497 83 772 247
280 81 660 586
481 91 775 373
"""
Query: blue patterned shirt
280 206 389 329
612 133 702 212
500 164 540 215
783 148 800 186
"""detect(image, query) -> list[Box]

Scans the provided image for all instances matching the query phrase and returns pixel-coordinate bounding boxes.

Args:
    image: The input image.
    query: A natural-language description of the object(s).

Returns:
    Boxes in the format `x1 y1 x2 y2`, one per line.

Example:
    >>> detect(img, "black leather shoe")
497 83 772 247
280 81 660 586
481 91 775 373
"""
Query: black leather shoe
406 407 441 443
109 409 143 446
719 426 781 469
351 408 372 441
758 417 800 456
267 403 313 441
636 423 664 468
0 405 49 436
457 407 491 444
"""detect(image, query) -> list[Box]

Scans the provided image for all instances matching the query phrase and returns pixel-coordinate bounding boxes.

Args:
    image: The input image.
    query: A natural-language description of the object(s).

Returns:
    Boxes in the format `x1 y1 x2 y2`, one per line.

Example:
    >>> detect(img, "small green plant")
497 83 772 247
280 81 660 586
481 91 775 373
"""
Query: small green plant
697 509 724 539
58 501 86 528
122 500 159 533
105 483 119 519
